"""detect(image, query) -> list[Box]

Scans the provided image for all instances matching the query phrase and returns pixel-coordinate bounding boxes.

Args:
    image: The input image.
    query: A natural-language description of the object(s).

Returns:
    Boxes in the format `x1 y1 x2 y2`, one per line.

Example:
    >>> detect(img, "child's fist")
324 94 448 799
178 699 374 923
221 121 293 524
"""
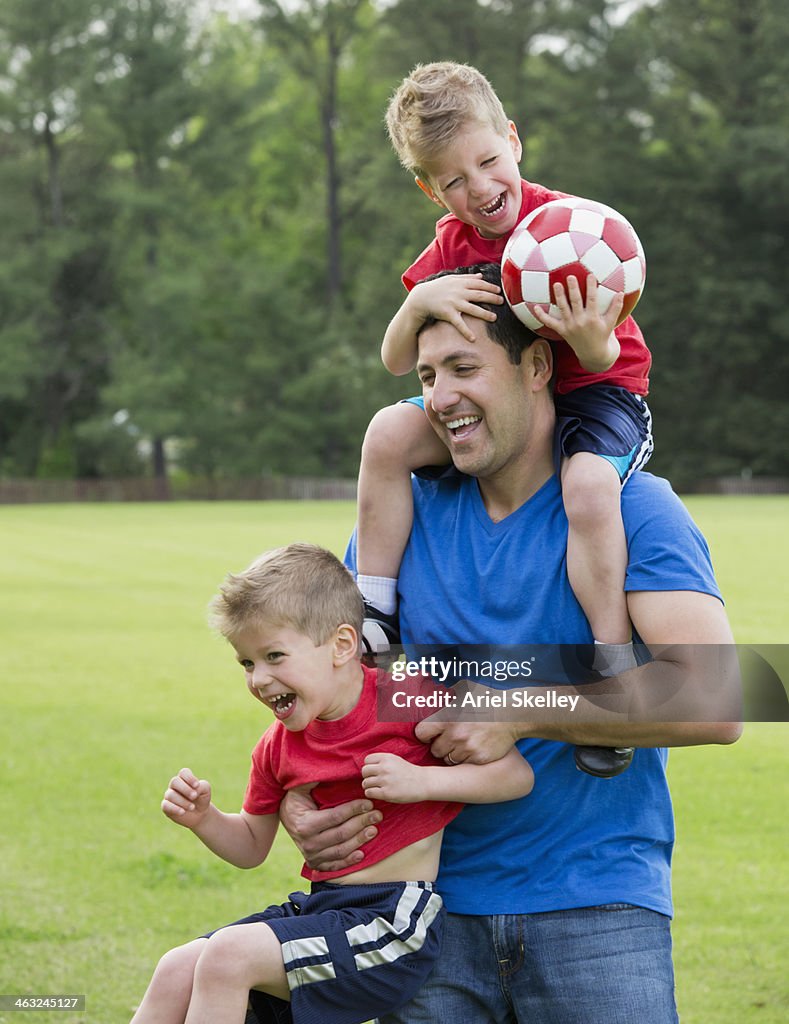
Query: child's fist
162 767 211 828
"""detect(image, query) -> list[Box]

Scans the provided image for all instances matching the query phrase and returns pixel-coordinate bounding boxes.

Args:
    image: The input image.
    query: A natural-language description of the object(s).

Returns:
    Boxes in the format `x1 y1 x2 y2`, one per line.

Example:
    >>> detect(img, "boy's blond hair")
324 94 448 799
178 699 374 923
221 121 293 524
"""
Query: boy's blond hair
210 542 363 646
385 61 509 179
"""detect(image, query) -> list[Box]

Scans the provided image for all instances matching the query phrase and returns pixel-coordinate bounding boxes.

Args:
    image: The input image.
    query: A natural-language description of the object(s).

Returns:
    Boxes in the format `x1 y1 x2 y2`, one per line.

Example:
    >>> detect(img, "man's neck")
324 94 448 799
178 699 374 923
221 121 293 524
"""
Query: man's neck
476 449 554 523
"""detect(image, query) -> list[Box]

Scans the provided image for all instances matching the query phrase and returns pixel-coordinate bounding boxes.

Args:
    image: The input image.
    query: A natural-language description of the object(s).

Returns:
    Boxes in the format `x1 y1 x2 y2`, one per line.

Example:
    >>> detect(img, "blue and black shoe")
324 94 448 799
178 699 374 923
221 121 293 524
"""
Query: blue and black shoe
560 644 636 778
361 603 401 667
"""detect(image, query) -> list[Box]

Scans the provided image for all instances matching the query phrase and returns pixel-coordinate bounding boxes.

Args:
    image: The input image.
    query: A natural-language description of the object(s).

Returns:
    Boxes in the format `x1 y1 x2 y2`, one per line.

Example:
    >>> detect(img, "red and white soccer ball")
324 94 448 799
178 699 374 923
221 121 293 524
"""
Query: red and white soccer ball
501 196 646 341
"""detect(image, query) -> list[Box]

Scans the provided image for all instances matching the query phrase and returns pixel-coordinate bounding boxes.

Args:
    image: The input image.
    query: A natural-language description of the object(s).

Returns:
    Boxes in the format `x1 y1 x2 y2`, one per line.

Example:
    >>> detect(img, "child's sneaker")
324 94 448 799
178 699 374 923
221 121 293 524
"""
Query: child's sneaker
574 745 634 778
562 643 636 778
361 603 401 665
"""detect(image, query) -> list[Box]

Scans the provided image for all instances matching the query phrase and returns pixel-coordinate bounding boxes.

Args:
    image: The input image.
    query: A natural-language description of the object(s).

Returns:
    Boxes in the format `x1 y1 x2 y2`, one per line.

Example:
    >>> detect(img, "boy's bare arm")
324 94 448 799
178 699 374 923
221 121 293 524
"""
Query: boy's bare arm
360 747 533 804
163 766 279 869
382 274 503 375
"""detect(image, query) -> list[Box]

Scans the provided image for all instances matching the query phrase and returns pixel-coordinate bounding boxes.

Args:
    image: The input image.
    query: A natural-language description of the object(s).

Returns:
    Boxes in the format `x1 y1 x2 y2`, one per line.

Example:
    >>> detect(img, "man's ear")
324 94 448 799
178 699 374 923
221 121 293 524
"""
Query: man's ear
415 177 445 208
333 624 360 665
528 339 554 391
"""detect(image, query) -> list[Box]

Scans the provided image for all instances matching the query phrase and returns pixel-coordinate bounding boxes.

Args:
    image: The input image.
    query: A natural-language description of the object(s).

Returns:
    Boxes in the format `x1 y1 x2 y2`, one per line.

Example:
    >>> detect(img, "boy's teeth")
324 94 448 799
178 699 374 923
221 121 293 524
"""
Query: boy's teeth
269 694 296 713
480 193 505 215
447 415 480 430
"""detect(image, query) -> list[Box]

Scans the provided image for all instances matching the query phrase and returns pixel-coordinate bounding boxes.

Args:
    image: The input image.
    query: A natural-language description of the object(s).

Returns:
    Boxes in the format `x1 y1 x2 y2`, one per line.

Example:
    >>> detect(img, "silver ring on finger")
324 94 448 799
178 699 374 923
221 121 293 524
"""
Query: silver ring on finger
444 752 458 765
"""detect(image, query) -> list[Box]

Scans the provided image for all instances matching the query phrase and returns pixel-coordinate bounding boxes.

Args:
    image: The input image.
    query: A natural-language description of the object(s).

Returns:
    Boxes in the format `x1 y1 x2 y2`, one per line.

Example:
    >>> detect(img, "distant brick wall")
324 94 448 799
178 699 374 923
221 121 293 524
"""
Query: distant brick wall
0 476 357 504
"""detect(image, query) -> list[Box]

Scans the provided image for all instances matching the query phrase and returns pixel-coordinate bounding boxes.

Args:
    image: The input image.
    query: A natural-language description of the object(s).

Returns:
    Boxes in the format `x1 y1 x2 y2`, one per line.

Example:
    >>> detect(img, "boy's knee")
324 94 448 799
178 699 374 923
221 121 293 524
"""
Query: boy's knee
194 929 252 987
154 939 205 990
362 402 448 479
562 456 622 529
363 404 413 460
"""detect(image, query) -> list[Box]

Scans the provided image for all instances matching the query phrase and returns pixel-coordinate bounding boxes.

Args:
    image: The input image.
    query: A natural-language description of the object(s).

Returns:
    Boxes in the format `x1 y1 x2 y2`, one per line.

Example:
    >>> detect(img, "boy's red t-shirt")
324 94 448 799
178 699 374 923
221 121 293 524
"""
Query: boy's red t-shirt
243 664 463 882
403 179 651 397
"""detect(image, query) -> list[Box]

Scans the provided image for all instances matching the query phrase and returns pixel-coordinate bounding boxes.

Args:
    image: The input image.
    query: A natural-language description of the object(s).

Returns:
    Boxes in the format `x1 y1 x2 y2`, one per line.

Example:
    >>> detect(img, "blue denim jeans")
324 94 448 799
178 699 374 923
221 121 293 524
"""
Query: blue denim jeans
379 905 679 1024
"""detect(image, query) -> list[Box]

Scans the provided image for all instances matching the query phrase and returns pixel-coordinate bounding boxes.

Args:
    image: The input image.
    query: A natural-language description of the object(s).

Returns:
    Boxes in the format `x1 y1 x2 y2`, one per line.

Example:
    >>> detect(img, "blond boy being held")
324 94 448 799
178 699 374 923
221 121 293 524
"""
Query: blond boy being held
358 62 653 778
130 543 533 1024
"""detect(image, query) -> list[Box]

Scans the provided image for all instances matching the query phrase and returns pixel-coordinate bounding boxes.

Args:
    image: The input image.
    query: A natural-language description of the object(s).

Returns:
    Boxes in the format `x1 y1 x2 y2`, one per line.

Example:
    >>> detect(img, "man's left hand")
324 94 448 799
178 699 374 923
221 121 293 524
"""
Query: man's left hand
415 718 519 764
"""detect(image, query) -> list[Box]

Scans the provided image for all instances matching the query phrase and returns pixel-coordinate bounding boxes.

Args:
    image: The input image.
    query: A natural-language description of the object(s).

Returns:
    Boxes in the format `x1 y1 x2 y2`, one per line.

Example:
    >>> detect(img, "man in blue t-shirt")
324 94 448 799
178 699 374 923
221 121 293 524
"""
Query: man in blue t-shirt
280 265 741 1023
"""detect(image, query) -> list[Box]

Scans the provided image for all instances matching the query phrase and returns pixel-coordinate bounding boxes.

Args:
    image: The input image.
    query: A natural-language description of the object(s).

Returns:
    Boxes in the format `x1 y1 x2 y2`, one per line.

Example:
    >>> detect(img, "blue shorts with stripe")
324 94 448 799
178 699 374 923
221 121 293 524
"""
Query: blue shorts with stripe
554 384 653 484
403 383 653 485
207 880 444 1024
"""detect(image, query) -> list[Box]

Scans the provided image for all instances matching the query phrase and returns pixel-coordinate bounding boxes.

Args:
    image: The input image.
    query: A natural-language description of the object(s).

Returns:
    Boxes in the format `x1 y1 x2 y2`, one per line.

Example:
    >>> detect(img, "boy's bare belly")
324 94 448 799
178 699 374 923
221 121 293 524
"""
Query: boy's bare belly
331 830 443 885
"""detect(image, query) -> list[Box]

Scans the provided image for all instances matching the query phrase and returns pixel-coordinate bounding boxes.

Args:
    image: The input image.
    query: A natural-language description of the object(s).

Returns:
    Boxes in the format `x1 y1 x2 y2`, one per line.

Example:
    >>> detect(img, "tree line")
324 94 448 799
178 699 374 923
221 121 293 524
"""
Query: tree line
1 0 787 491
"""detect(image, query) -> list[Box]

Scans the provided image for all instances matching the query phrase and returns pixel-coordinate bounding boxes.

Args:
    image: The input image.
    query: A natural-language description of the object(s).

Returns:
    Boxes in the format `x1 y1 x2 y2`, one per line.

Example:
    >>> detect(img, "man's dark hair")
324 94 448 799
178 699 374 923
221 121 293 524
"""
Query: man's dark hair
416 262 539 365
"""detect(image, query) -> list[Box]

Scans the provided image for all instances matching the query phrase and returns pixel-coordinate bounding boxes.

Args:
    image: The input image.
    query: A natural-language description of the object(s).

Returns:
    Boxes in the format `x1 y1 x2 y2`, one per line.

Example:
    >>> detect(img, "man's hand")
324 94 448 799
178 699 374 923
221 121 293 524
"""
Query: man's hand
533 274 622 372
162 767 212 830
279 786 383 874
415 719 519 765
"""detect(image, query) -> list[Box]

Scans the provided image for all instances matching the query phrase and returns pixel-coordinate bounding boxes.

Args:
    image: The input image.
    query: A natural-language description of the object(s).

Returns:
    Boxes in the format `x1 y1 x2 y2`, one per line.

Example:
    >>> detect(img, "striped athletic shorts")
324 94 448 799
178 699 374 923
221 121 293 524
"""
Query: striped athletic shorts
554 384 653 484
208 880 444 1024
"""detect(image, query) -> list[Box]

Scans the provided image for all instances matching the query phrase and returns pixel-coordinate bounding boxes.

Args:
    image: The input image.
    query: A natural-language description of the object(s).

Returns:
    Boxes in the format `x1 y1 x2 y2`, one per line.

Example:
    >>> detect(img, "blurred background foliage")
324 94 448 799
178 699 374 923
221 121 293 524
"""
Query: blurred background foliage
1 0 787 490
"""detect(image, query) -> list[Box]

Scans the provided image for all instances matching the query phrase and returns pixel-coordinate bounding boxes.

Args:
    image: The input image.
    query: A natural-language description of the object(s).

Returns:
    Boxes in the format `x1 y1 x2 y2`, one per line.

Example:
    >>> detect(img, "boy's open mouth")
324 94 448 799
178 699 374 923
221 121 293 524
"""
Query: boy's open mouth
268 693 297 718
480 193 506 217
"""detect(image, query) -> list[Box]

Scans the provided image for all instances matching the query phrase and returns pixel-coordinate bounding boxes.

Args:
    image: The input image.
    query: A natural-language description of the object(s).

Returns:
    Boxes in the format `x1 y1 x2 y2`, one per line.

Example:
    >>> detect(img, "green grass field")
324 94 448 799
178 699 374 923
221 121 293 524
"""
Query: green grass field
0 497 786 1023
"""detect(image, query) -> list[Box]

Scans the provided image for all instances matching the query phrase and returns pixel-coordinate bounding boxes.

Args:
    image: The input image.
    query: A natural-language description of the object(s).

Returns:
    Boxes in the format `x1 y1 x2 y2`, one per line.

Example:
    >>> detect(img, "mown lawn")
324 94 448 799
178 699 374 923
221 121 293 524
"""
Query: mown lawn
0 496 785 1023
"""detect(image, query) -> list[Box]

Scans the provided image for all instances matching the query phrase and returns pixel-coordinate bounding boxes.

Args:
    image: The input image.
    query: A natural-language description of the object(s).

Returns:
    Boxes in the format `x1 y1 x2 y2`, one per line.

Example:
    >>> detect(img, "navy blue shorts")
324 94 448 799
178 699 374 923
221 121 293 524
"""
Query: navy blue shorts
555 385 653 483
206 880 444 1024
403 384 653 485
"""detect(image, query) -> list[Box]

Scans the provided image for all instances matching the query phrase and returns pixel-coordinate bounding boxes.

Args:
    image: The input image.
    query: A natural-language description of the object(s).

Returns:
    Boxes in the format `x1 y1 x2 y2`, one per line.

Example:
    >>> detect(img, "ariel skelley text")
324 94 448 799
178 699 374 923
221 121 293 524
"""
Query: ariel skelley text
390 689 580 712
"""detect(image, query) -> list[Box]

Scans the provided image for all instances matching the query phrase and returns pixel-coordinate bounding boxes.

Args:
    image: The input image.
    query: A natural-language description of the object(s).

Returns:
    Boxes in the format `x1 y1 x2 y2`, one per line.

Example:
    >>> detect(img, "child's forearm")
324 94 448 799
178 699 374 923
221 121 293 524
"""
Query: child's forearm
420 748 534 804
190 805 278 869
381 302 421 375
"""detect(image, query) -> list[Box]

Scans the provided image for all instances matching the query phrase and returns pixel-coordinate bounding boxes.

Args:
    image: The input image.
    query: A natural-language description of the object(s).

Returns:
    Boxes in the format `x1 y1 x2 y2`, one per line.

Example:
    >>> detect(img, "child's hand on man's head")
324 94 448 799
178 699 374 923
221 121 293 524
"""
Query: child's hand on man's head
162 767 212 829
410 273 503 342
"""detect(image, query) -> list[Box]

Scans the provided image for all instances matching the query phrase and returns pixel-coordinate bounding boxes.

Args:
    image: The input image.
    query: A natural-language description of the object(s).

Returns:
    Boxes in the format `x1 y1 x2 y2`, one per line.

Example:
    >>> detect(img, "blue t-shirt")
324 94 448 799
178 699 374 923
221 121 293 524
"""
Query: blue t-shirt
346 471 721 917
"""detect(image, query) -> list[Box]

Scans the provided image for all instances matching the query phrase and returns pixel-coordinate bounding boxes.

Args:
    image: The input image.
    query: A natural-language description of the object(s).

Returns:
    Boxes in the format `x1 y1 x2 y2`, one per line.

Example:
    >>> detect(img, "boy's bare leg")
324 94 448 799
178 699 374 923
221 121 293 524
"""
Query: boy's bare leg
562 452 635 778
130 938 206 1024
184 922 288 1024
562 452 630 645
357 402 450 585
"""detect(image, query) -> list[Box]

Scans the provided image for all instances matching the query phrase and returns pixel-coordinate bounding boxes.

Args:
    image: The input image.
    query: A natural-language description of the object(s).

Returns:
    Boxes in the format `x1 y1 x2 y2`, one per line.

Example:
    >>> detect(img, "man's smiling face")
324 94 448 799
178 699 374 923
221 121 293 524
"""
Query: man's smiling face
416 315 537 483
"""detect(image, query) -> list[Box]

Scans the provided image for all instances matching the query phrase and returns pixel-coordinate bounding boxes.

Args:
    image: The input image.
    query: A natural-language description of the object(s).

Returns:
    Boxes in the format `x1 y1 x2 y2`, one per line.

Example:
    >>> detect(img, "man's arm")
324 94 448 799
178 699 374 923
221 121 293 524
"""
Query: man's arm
417 591 742 763
277 593 741 871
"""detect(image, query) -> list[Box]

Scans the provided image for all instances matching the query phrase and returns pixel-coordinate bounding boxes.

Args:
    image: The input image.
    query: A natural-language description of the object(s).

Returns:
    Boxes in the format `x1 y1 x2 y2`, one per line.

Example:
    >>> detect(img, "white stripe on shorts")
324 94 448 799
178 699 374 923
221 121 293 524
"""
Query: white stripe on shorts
623 396 653 485
280 884 441 991
346 885 442 972
281 935 336 990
